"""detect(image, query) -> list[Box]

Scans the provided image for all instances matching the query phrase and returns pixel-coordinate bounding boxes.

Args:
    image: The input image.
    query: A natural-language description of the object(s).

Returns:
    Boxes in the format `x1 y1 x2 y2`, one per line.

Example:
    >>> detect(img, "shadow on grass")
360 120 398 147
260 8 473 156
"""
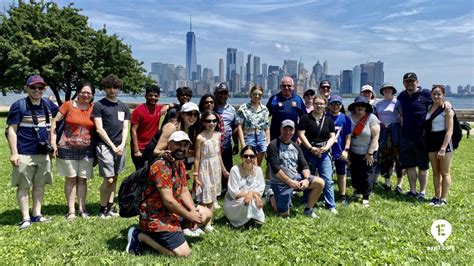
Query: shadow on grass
106 227 131 252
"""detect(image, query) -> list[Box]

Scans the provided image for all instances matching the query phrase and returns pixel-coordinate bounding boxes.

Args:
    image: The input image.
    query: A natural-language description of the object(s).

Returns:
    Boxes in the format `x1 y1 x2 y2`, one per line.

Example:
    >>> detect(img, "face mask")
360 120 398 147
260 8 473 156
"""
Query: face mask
172 149 185 160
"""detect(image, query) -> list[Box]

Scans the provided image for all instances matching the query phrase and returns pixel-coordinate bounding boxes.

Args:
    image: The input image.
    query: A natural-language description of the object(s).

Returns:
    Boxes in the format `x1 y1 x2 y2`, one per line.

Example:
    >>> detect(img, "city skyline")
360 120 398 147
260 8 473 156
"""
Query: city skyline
1 0 473 90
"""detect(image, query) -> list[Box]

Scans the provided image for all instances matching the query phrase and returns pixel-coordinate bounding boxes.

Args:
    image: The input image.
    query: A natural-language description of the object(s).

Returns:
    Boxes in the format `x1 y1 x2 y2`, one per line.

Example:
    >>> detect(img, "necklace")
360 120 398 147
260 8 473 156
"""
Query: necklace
312 112 323 126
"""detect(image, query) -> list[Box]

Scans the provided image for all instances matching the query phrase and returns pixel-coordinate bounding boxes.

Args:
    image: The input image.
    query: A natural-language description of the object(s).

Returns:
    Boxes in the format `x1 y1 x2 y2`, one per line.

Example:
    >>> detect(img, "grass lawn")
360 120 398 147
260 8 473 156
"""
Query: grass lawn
0 116 472 264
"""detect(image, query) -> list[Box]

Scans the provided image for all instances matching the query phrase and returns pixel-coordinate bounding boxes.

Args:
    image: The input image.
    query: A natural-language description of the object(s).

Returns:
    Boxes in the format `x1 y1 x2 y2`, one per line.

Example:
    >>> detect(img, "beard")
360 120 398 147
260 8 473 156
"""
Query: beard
172 149 186 160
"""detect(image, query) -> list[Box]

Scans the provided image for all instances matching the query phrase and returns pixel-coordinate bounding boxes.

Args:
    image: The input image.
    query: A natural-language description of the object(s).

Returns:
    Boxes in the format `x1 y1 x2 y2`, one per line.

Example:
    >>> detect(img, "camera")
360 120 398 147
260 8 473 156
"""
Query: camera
37 140 54 154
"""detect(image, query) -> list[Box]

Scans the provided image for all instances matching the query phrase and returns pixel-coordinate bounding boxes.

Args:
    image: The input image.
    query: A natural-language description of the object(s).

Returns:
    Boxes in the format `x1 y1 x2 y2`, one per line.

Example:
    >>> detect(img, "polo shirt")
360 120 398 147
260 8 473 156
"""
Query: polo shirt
266 92 304 140
397 88 432 139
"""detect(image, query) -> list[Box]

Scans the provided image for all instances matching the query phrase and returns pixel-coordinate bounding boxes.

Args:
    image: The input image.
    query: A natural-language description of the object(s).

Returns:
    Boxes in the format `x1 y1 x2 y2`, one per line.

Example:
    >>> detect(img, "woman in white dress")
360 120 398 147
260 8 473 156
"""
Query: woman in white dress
224 145 265 227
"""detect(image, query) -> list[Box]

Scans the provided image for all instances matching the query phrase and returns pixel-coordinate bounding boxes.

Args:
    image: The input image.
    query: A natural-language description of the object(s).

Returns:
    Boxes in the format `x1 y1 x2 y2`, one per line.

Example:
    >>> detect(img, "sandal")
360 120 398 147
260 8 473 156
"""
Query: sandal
66 213 76 220
19 219 31 230
31 215 50 223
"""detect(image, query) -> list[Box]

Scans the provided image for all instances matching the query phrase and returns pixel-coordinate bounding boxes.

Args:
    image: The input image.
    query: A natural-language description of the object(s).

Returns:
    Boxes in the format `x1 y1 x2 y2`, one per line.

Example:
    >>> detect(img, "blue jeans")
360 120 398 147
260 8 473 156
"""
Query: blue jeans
303 149 335 209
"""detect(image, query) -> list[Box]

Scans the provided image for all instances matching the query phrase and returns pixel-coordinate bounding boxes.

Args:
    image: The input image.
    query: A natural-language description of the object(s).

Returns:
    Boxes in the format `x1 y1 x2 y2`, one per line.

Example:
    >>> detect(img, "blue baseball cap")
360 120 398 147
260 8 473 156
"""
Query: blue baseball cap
329 95 343 104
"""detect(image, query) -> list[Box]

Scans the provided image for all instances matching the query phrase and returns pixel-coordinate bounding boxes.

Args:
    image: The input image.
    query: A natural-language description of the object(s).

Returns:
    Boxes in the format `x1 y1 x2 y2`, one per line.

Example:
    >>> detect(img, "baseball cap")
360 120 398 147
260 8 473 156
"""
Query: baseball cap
380 83 397 95
303 88 316 96
360 85 375 99
214 82 229 92
319 80 331 88
403 72 418 81
26 75 46 86
281 119 295 129
168 131 192 144
181 102 200 113
329 95 343 104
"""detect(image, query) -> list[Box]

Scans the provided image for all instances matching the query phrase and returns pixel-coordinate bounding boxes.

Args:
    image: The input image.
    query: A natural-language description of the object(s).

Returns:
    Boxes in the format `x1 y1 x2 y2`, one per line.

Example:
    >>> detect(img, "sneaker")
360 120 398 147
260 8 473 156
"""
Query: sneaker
108 207 120 217
429 197 440 206
362 199 370 208
204 224 215 232
79 211 91 219
394 186 403 195
264 188 274 204
19 219 31 230
417 192 426 201
406 191 417 197
329 208 338 215
98 212 111 219
351 194 362 202
183 228 205 237
31 215 50 223
125 227 141 255
213 202 221 210
303 208 319 218
438 199 448 206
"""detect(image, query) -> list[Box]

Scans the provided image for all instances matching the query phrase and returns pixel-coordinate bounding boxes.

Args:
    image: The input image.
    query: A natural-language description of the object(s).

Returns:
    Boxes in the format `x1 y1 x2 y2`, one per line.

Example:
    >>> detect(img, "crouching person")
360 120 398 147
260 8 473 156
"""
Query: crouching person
125 131 212 257
267 120 325 218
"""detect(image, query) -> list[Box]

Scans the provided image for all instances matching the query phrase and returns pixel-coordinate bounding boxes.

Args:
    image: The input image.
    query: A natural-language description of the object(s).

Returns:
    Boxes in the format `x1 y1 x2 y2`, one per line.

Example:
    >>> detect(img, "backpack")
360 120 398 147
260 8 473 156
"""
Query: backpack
424 107 463 150
118 158 158 218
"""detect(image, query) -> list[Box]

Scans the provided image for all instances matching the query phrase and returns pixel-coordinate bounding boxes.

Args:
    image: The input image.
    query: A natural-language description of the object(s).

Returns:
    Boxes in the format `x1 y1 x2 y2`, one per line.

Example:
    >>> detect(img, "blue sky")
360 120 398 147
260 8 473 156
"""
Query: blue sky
2 0 473 90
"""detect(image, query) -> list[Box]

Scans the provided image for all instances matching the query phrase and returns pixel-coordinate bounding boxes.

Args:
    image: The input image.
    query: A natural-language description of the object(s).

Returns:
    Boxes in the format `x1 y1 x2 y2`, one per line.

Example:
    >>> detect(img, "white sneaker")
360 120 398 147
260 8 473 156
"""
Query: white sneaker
362 200 370 208
329 208 338 214
204 224 216 232
183 228 205 237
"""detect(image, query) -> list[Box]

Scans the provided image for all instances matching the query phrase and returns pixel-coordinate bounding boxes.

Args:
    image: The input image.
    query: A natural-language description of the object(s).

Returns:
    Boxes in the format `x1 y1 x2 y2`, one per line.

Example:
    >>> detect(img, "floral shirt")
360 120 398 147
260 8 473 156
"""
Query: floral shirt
236 102 269 131
139 159 187 232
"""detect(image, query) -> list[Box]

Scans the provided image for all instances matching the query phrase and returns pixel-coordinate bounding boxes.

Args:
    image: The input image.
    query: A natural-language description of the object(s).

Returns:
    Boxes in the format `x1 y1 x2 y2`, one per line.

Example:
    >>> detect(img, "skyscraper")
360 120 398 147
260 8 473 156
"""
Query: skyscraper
352 65 361 94
323 60 328 75
226 48 237 82
312 60 323 84
236 51 244 85
219 58 224 82
246 54 254 85
186 18 197 81
340 70 352 94
374 61 384 91
253 56 261 80
262 63 268 77
175 65 186 80
283 59 298 79
360 62 375 87
196 64 202 81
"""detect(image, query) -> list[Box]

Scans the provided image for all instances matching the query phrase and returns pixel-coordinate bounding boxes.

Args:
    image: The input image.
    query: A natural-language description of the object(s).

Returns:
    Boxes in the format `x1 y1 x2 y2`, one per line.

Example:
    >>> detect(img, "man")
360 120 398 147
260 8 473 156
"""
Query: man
161 86 192 127
130 85 169 170
92 74 130 218
397 72 450 200
267 120 325 218
214 82 238 190
266 76 305 141
6 75 59 229
125 131 212 257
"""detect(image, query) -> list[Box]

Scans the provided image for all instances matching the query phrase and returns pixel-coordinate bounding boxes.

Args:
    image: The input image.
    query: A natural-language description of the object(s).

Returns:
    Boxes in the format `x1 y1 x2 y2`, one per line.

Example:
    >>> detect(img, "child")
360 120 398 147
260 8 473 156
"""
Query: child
193 110 229 232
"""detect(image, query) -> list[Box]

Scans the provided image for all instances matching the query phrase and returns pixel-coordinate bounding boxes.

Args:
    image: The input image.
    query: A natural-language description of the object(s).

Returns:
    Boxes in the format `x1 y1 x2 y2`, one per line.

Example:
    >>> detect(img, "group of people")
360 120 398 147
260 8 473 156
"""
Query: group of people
6 71 457 257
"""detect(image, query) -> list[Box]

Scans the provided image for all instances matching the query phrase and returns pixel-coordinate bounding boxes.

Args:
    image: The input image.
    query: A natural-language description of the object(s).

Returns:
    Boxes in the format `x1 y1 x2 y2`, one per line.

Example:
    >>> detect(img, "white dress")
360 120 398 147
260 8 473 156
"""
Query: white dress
224 165 265 227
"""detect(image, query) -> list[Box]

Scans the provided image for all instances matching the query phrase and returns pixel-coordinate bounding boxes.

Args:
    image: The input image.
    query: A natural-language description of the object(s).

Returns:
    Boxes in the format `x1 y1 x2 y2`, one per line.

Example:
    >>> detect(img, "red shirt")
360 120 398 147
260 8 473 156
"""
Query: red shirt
139 159 187 232
130 103 164 150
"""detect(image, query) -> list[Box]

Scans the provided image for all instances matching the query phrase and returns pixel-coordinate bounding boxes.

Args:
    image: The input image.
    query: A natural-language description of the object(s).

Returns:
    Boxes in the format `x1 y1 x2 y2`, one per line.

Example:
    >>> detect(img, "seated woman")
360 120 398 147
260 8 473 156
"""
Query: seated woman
224 145 265 227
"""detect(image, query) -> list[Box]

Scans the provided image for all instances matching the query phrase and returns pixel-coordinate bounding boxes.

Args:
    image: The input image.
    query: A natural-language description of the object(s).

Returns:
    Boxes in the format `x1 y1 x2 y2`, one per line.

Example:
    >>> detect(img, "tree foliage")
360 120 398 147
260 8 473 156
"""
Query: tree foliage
0 0 153 104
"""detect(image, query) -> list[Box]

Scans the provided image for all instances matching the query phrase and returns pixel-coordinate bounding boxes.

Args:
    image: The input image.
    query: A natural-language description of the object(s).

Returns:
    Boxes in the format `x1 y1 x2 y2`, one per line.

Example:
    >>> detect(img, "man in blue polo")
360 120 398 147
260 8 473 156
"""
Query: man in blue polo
397 72 450 200
266 76 305 141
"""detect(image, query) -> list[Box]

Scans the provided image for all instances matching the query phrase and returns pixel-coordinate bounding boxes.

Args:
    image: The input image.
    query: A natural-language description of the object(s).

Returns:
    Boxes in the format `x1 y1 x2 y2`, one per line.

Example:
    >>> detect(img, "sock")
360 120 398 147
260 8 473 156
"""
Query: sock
99 206 107 214
107 202 114 212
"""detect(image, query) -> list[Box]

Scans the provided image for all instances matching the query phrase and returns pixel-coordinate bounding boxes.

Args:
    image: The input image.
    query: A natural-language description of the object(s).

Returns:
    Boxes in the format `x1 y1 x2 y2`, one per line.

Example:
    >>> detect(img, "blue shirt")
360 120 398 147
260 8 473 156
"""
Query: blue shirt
7 97 59 155
266 92 304 140
328 113 351 159
397 88 432 139
215 103 237 149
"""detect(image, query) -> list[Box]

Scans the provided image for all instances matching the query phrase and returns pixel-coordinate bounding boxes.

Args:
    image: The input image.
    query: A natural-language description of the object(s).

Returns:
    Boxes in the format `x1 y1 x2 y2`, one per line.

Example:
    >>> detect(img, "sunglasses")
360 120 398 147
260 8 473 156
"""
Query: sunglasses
242 154 256 159
320 86 331 90
204 100 214 104
204 119 218 123
281 84 292 88
252 93 263 97
330 102 342 106
30 85 45 91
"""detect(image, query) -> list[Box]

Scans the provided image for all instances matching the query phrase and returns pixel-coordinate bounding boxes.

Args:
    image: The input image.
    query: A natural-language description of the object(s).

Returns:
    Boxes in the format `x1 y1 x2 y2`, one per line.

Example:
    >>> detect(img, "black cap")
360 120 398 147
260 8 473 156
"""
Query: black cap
319 80 331 87
403 72 418 81
214 82 229 92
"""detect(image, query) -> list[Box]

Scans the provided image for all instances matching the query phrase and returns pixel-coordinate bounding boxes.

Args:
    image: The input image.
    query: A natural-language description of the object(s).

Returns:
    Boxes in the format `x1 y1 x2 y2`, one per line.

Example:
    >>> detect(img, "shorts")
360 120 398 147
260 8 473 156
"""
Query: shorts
334 158 347 176
399 136 429 170
11 154 53 189
271 174 315 214
96 144 126 178
243 130 267 153
426 131 453 153
142 230 186 251
57 157 94 178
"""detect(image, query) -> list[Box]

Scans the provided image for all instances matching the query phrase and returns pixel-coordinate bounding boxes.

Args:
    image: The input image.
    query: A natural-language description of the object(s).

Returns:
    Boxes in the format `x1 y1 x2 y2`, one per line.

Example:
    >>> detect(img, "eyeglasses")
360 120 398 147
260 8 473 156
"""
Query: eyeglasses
185 112 199 117
281 84 292 88
242 154 256 159
330 102 342 106
204 119 218 123
313 102 326 106
30 85 45 91
252 93 263 97
204 100 214 104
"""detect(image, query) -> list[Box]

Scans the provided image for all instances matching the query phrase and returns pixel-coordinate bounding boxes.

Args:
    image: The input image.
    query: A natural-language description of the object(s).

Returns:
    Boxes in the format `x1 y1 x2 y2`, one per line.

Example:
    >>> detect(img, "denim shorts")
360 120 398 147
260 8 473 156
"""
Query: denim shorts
244 130 267 153
271 174 315 214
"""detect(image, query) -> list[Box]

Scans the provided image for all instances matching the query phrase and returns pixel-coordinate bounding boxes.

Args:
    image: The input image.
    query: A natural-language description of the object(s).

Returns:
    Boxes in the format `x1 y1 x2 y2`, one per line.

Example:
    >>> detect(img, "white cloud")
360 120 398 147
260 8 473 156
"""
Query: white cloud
274 43 291 52
385 8 423 19
216 0 318 13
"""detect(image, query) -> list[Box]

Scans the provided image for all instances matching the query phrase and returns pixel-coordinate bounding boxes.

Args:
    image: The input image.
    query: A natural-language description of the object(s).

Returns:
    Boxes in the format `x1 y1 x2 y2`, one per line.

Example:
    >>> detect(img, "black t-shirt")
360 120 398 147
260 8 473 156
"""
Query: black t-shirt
92 98 130 146
161 103 181 128
297 113 335 144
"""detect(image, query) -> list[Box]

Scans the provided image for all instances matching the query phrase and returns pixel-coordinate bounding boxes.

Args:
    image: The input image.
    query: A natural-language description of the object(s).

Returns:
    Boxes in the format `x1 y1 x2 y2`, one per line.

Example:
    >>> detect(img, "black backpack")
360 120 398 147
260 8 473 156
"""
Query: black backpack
118 158 157 218
425 107 463 150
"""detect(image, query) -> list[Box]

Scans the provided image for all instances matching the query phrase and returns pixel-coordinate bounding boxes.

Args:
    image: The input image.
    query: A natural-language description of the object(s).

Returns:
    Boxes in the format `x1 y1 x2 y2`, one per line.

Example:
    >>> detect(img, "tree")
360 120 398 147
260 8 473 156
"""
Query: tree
0 0 153 104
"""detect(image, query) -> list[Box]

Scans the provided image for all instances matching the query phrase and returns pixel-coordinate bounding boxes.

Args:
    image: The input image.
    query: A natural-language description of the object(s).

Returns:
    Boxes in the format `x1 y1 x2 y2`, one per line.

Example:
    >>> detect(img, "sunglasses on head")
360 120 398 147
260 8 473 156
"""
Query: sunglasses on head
242 154 256 159
30 85 45 90
204 119 218 123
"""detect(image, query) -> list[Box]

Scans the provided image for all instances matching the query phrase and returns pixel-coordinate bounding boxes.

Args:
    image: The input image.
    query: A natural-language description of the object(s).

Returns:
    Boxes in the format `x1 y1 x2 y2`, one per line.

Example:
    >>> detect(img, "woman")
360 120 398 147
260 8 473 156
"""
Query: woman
303 89 316 114
51 83 95 219
224 145 265 227
348 96 380 207
425 85 454 206
298 95 337 214
198 94 225 143
375 83 403 193
236 85 270 166
153 102 200 169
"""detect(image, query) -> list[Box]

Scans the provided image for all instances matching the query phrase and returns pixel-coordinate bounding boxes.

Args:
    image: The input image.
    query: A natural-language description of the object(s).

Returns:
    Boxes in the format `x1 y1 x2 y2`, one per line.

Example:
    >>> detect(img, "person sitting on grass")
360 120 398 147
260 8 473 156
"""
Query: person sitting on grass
267 119 325 218
125 131 212 257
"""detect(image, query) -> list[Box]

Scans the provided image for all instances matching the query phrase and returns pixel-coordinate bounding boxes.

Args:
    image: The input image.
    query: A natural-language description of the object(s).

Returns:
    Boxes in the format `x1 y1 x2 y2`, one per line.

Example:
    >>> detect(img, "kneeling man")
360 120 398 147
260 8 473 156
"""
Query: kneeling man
126 131 212 257
267 120 325 218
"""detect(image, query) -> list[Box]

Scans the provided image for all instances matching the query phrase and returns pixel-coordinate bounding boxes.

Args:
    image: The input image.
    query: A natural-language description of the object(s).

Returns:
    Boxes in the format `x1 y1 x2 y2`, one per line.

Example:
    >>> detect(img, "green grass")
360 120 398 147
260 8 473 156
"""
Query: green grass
0 116 472 264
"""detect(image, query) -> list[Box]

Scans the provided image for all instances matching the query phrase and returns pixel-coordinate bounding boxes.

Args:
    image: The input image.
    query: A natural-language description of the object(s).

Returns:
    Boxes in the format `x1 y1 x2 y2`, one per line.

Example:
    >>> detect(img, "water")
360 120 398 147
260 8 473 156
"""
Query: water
1 94 473 109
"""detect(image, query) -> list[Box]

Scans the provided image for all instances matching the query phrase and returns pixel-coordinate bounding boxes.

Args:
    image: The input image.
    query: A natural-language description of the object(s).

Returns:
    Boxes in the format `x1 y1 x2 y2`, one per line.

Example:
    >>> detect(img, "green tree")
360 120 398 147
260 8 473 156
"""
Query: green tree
0 0 152 104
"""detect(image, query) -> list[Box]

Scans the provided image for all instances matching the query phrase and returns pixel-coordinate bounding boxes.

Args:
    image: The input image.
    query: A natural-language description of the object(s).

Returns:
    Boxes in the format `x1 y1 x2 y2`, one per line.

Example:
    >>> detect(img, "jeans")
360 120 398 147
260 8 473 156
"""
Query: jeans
243 131 267 153
303 149 335 209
